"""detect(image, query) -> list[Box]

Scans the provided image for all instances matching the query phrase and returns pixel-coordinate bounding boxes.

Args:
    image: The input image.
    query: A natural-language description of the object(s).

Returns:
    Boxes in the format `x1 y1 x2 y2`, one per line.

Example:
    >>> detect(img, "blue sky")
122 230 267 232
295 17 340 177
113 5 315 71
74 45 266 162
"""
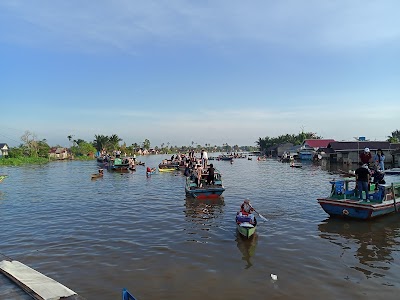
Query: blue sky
1 1 399 148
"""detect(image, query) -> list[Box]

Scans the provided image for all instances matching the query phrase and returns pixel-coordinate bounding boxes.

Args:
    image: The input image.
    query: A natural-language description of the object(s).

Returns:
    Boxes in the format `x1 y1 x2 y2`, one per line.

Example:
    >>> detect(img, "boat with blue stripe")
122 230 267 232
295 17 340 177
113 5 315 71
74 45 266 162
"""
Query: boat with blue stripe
317 178 400 220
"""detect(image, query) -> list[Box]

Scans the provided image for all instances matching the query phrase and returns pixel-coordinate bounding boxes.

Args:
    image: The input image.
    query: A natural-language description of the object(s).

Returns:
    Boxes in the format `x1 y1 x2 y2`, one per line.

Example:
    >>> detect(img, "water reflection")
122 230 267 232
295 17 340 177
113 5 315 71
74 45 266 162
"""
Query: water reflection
183 197 225 243
235 232 258 269
318 216 400 278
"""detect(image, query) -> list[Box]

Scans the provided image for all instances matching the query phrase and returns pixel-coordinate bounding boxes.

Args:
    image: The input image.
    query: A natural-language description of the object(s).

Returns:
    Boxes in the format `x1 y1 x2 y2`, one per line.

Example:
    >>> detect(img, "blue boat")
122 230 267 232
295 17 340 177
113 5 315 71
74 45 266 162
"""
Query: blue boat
185 170 225 199
122 288 137 300
317 178 400 220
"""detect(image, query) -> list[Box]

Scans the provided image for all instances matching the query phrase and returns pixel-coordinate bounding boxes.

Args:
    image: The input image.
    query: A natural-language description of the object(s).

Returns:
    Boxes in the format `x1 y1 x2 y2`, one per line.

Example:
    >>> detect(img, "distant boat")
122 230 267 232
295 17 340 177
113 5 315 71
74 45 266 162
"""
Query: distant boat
290 162 302 168
317 179 400 220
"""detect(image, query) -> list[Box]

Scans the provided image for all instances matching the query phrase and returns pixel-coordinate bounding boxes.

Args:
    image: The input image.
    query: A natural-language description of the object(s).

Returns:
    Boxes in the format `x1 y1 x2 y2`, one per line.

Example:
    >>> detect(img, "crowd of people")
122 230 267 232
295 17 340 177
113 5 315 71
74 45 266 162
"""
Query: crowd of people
355 147 386 200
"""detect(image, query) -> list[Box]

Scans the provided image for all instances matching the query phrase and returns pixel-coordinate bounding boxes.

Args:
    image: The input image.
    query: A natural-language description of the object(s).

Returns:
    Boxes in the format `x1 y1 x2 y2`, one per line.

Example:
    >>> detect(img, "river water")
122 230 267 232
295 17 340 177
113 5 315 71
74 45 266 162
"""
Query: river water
0 155 399 300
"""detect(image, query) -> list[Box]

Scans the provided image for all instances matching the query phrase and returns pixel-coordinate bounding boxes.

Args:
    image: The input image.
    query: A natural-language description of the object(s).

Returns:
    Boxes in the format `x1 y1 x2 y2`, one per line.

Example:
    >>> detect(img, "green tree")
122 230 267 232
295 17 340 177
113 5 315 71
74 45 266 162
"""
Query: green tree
109 134 122 151
37 139 50 158
387 129 400 143
93 134 109 152
143 139 151 149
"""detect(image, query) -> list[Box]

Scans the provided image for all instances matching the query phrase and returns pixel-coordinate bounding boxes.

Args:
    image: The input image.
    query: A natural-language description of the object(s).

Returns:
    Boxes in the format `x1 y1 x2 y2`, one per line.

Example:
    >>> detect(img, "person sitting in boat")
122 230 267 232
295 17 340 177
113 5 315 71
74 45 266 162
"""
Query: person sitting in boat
147 167 151 173
371 168 385 189
238 199 255 224
99 169 104 175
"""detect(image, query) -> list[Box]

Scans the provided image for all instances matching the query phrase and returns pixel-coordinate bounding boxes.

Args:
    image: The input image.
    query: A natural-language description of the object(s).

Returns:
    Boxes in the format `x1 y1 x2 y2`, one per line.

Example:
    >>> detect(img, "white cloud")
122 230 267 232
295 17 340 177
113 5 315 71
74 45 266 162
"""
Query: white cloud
1 1 399 53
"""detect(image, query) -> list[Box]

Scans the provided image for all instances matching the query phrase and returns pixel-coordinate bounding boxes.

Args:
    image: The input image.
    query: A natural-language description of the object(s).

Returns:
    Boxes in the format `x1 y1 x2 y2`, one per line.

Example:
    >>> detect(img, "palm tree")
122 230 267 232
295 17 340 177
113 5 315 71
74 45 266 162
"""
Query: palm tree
109 134 122 150
93 134 109 152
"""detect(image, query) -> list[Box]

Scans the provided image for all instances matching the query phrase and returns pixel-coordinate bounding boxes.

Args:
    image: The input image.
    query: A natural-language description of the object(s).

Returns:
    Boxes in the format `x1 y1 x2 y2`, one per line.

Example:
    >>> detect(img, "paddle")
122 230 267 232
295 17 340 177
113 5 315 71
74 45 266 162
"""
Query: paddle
250 206 268 221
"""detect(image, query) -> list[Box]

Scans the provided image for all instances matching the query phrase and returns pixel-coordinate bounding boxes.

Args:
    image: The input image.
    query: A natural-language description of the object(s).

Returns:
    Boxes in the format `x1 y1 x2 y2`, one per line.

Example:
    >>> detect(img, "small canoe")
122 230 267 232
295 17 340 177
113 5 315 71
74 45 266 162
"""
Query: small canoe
290 163 302 168
122 288 137 300
236 214 257 238
0 175 8 183
158 167 177 172
91 173 103 179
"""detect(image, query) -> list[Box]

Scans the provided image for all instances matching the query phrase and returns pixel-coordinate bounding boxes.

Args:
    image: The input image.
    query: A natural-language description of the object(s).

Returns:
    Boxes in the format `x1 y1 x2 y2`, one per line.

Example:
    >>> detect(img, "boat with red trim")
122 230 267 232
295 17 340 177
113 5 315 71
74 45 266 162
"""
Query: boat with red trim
185 169 225 199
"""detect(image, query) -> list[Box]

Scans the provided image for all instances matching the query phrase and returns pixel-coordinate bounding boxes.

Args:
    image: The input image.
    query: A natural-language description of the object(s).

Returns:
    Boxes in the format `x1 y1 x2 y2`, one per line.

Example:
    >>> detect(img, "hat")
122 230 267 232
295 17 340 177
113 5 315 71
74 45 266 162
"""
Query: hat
364 147 370 153
244 199 250 203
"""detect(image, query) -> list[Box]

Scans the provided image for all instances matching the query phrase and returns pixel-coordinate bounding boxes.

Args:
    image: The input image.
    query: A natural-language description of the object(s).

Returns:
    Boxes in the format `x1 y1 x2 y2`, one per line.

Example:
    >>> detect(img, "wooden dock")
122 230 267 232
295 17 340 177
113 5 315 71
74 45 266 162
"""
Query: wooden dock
0 254 85 300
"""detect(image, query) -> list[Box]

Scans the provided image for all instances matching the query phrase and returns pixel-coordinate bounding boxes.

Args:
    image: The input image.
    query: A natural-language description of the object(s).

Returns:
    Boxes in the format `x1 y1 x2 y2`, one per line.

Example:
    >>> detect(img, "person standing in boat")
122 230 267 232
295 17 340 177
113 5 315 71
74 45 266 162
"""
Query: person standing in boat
355 163 371 200
374 149 385 171
184 163 191 177
202 149 208 168
196 164 203 187
206 163 215 185
359 147 372 166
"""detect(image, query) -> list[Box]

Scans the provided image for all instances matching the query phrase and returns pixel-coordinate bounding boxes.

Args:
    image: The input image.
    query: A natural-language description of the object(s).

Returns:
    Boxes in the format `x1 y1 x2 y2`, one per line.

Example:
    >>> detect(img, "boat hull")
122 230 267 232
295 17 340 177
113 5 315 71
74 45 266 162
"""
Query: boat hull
318 198 400 220
236 222 257 238
185 186 225 199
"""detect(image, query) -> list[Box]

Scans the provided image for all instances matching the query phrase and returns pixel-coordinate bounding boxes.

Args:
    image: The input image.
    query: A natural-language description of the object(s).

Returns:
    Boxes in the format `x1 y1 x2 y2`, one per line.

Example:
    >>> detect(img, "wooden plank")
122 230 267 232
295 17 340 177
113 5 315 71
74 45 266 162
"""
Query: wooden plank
0 259 85 300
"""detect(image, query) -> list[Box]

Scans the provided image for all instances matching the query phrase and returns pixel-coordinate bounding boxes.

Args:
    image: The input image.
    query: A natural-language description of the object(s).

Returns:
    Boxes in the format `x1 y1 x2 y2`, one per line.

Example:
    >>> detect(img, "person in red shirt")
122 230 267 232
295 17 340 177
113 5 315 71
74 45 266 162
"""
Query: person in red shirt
359 147 372 165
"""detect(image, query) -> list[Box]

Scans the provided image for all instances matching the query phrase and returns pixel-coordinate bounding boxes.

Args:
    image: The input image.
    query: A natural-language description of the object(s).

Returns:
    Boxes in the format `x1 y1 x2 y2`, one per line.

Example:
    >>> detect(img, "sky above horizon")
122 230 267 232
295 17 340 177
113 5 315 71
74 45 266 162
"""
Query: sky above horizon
1 1 399 148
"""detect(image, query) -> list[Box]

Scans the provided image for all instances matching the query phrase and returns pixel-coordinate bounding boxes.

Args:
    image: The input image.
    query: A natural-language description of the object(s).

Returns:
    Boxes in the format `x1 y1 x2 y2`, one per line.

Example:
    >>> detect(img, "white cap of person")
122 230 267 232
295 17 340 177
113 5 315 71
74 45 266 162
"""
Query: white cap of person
364 147 370 153
363 164 369 169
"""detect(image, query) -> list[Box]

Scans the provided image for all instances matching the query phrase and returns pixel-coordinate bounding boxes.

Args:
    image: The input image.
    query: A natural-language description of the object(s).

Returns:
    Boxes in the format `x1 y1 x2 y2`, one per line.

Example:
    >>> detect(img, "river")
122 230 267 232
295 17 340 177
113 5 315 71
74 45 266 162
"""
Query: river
0 155 399 299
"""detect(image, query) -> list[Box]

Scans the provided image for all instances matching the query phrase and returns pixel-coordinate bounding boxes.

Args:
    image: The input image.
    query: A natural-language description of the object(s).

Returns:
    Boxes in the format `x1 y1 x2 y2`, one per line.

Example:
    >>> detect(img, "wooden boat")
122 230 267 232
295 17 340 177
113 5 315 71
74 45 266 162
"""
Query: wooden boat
122 288 137 300
0 175 8 183
111 164 129 172
158 167 177 172
290 162 302 168
0 254 85 299
317 178 400 220
108 158 129 172
185 170 225 199
217 155 233 161
385 168 400 175
91 173 103 179
236 213 257 238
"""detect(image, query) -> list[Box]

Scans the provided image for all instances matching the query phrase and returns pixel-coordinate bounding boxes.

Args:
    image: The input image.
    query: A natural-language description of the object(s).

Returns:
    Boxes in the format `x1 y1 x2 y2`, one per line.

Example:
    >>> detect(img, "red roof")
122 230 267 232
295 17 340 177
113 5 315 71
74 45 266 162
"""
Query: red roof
304 139 335 148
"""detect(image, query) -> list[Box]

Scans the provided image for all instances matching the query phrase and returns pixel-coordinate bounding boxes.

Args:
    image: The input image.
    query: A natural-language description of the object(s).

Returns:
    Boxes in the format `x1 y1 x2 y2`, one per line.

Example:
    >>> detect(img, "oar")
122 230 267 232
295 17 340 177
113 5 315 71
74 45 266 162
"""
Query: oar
251 206 268 221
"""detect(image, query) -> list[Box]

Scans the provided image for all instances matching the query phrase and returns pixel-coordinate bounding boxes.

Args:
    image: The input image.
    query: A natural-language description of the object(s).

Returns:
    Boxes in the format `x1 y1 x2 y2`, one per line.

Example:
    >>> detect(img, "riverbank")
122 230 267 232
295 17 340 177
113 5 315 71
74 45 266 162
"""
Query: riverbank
0 156 94 166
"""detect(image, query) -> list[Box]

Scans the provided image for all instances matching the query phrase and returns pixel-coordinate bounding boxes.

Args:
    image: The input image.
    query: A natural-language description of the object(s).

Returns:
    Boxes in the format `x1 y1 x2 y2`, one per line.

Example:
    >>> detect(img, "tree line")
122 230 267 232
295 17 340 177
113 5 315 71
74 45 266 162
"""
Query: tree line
256 129 400 153
4 131 258 160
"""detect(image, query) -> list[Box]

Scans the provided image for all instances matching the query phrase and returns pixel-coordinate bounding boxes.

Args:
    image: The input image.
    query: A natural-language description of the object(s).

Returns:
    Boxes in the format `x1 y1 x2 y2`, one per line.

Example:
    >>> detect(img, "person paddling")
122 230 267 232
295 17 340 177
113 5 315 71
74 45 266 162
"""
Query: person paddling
238 199 255 224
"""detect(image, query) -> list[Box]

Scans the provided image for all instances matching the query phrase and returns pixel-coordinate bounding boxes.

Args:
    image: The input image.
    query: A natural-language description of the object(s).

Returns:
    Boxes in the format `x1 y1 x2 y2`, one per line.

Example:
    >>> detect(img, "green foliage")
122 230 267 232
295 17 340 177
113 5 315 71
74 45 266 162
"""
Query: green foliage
8 147 24 158
37 140 50 158
256 132 322 152
387 129 400 143
0 156 48 166
70 141 96 157
142 139 151 149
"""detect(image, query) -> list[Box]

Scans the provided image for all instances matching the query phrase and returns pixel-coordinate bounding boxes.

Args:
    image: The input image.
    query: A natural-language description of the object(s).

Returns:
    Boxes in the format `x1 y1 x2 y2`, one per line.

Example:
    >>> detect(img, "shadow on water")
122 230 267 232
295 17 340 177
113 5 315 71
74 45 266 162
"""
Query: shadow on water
235 232 258 269
318 215 400 279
